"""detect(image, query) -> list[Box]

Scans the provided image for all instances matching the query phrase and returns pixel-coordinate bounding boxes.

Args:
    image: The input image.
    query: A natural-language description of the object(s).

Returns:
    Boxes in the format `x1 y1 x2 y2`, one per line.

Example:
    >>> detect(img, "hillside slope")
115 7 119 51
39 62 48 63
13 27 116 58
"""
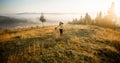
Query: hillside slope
0 25 120 63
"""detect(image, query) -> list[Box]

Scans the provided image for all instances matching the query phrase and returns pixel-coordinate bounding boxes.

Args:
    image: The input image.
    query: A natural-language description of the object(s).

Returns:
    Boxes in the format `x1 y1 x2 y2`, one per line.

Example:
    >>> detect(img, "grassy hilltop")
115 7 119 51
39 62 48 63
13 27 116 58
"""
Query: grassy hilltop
0 25 120 63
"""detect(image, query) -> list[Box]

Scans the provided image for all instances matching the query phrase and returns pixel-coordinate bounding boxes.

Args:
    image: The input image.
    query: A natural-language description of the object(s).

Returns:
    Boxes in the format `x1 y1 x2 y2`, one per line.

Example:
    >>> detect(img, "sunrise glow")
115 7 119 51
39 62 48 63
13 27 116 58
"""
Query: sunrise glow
0 0 119 16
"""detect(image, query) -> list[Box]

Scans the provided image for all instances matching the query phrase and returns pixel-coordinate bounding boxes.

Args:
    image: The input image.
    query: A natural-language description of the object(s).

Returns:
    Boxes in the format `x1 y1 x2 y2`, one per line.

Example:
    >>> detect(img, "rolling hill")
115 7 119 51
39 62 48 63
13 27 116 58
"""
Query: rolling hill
0 25 120 63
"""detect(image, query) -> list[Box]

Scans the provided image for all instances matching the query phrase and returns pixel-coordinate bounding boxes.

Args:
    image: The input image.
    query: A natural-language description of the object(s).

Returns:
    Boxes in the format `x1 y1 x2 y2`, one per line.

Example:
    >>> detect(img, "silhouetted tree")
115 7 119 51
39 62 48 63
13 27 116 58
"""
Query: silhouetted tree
94 2 117 28
95 11 103 25
102 2 116 28
71 18 79 24
107 2 116 20
40 13 46 27
68 2 117 29
79 16 84 24
84 13 91 25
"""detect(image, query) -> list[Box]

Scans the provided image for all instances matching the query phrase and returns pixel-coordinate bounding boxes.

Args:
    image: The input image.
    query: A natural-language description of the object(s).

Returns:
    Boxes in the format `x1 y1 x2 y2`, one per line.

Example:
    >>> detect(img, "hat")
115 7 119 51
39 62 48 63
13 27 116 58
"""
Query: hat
60 22 64 24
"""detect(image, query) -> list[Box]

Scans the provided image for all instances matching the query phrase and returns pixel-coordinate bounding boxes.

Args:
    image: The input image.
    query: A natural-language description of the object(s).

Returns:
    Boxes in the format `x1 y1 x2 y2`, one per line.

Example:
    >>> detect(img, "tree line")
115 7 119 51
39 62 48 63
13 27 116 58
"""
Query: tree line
68 2 118 29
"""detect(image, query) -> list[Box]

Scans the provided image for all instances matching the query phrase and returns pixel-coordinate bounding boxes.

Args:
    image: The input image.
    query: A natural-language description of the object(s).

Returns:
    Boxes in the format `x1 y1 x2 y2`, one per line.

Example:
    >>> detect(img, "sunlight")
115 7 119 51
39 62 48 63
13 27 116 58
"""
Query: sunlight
110 0 120 16
115 2 120 16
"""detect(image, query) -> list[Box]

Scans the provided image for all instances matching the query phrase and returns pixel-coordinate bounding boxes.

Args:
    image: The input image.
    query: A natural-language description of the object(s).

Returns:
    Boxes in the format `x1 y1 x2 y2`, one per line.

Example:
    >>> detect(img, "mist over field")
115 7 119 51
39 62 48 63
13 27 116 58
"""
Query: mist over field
0 13 120 29
0 13 83 29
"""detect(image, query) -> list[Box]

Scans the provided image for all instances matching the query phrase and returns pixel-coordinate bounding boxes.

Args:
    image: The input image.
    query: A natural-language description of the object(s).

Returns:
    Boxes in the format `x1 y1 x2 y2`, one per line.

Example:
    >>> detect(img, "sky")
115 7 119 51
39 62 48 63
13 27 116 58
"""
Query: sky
0 0 120 16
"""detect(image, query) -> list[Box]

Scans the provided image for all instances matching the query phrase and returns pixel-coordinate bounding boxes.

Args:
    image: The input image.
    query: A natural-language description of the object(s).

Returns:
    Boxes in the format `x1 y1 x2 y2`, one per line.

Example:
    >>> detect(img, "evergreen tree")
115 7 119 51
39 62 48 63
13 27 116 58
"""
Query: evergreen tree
79 16 83 24
95 11 103 25
107 2 116 20
94 2 117 28
103 2 116 28
40 13 46 27
84 13 91 25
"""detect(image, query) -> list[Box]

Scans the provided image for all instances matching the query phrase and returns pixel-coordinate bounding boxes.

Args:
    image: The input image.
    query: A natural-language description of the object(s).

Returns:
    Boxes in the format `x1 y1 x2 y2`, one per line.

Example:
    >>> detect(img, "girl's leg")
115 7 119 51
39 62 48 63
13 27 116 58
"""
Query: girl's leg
60 29 63 36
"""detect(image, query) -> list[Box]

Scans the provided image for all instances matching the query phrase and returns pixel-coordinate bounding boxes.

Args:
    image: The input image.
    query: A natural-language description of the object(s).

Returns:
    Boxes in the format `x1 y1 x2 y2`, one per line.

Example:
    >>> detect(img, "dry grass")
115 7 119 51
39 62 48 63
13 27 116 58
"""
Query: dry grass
0 25 120 63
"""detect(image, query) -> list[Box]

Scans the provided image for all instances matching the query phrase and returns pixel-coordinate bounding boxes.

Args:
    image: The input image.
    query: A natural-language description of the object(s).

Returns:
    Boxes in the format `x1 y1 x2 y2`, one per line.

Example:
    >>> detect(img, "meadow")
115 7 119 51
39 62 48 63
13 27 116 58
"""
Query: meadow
0 24 120 63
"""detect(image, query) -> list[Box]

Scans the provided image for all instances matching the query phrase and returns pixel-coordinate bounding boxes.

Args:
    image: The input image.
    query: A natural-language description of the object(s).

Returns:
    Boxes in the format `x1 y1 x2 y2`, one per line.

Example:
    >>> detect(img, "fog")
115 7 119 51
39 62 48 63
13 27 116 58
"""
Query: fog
0 13 83 29
0 13 119 29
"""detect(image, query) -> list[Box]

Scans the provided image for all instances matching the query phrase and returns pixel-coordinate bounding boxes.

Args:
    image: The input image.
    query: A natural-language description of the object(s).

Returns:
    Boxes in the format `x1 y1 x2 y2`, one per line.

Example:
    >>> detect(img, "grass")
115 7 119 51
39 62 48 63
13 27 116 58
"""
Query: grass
0 25 120 63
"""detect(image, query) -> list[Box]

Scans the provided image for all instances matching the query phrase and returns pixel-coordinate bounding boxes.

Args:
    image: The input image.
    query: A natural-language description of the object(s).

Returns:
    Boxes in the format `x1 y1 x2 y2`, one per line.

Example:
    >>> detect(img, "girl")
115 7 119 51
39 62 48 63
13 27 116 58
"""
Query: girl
58 22 64 36
55 22 64 36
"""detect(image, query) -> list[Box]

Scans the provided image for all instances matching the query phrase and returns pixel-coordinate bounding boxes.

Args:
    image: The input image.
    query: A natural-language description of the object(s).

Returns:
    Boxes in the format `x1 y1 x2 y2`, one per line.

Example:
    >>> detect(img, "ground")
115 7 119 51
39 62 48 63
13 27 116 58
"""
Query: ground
0 24 120 63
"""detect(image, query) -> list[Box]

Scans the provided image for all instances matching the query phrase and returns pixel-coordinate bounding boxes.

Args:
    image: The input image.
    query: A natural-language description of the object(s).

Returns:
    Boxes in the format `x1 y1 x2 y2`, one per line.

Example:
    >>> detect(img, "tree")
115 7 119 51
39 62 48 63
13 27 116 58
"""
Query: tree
103 2 116 28
94 2 117 28
79 16 84 24
84 13 91 25
40 13 46 27
95 11 103 25
107 2 116 20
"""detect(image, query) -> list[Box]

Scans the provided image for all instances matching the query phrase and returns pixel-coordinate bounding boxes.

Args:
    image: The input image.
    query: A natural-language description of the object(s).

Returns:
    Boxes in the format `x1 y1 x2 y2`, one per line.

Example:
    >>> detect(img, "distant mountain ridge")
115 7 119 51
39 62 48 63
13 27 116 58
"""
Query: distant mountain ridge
16 12 83 15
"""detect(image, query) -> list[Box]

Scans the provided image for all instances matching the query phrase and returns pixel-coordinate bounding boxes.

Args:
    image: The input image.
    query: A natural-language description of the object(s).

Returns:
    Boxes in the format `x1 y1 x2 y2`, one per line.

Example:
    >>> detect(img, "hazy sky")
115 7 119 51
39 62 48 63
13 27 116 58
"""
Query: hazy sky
0 0 120 16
